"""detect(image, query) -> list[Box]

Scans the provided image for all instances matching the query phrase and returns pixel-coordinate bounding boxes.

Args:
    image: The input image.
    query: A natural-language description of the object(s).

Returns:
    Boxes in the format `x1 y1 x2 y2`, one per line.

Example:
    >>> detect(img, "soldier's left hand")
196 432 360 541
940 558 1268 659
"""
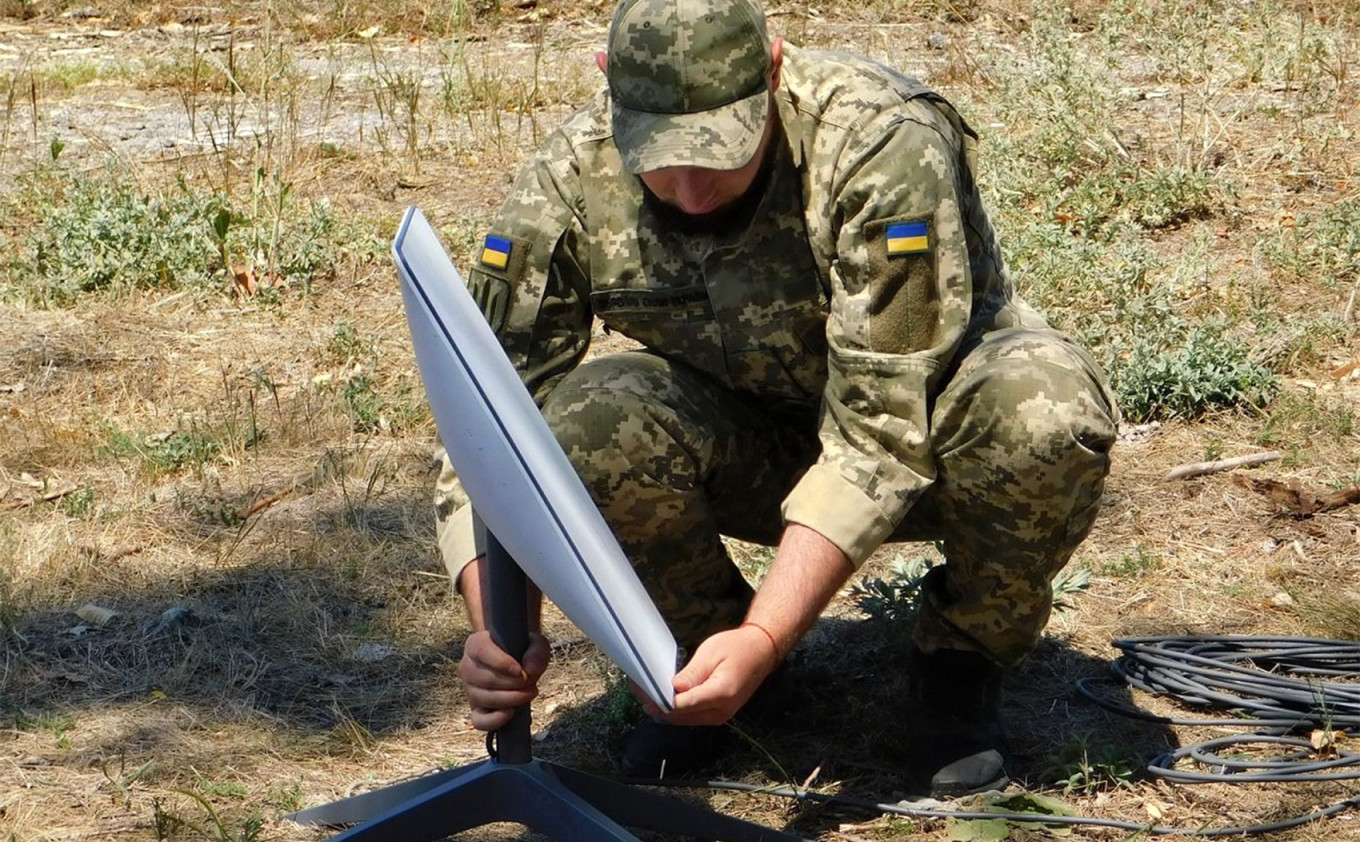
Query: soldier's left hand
646 625 780 726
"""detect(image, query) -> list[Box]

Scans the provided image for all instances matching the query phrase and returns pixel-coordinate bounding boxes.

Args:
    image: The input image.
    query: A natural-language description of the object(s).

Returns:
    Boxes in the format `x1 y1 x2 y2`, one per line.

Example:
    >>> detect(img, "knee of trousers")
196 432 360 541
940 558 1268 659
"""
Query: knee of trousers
539 354 702 503
930 330 1118 548
935 332 1116 487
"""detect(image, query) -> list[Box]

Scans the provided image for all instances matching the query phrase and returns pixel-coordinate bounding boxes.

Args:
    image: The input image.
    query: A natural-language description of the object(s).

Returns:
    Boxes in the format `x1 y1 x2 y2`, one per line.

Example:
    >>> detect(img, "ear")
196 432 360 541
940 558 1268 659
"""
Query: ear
595 50 608 75
768 37 784 92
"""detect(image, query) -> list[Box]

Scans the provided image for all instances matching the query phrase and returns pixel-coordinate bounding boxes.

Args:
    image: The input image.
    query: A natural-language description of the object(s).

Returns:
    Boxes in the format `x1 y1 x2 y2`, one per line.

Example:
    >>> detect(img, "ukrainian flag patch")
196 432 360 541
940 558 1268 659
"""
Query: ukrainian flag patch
886 221 930 256
480 235 512 270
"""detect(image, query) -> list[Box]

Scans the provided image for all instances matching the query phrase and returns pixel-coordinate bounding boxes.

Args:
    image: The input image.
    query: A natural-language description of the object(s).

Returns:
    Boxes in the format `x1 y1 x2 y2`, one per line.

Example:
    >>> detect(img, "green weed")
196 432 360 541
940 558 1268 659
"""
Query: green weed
1050 732 1138 795
264 778 304 812
965 0 1283 423
1016 233 1274 423
196 777 248 799
1108 320 1276 423
153 789 262 842
327 322 374 365
2 166 350 306
33 712 77 749
1257 392 1358 449
851 554 934 627
1051 566 1092 613
99 754 157 810
103 424 225 477
337 373 427 435
62 486 97 519
341 374 385 433
1100 544 1160 579
1268 198 1360 288
946 791 1075 841
855 553 1091 626
5 169 223 305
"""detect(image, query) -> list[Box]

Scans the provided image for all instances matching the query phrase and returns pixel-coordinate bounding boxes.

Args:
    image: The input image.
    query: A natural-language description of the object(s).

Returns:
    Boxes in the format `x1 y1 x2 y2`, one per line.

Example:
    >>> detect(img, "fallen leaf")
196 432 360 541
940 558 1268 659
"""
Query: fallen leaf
1310 729 1344 753
1144 798 1171 820
75 604 118 625
1330 360 1359 381
233 264 258 296
1232 475 1360 516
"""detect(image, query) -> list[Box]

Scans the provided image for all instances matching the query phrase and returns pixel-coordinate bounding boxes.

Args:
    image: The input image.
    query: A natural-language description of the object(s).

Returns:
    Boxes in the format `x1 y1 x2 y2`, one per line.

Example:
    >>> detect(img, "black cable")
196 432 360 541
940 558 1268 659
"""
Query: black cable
637 635 1360 836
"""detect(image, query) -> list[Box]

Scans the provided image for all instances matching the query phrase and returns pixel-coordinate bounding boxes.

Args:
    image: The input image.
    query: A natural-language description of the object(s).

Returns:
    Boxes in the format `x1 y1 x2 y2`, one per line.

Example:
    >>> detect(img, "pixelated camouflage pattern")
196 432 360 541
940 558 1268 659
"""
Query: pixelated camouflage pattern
607 0 772 173
434 45 1118 660
897 328 1117 665
539 351 819 649
476 328 1114 659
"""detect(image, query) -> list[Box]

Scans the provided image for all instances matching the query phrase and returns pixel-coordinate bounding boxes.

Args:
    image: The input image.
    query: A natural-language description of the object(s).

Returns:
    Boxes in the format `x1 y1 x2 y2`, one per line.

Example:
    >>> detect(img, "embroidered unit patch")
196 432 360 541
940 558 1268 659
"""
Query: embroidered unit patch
886 221 930 256
480 235 512 269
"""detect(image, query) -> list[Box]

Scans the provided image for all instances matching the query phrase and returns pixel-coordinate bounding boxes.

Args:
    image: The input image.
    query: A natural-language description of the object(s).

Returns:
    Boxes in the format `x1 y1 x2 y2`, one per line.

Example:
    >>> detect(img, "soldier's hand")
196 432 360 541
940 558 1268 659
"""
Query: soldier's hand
458 629 551 732
649 626 779 727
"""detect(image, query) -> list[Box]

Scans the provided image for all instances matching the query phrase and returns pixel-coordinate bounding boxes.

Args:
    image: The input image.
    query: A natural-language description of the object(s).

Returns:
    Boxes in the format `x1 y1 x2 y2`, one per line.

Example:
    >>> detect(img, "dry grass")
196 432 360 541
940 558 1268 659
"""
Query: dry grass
2 1 1359 840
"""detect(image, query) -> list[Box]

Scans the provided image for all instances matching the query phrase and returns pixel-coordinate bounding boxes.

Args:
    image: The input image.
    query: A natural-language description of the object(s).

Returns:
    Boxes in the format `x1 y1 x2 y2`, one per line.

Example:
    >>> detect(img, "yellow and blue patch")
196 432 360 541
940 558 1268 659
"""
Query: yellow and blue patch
886 221 930 256
480 235 512 270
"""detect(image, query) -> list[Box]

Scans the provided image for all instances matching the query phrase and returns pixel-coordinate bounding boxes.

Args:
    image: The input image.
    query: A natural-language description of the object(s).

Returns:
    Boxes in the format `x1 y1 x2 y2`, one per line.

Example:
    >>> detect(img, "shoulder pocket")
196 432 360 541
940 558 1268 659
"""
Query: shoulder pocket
863 215 939 354
466 232 534 332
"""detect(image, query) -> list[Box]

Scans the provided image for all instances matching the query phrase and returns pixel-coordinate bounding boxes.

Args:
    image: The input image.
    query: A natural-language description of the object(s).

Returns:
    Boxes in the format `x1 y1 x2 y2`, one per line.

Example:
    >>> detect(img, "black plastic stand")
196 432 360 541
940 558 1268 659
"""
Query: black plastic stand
287 518 805 841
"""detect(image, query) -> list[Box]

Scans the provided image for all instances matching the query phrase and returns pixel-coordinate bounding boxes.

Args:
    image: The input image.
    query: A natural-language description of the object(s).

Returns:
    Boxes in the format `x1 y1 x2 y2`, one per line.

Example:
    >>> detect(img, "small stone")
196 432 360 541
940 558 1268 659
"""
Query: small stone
1270 591 1294 607
350 642 394 662
926 32 949 50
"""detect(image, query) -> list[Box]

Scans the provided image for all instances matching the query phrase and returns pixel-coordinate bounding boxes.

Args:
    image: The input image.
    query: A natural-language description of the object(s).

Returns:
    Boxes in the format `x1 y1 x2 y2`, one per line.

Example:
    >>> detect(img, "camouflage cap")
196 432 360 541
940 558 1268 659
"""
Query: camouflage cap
606 0 772 174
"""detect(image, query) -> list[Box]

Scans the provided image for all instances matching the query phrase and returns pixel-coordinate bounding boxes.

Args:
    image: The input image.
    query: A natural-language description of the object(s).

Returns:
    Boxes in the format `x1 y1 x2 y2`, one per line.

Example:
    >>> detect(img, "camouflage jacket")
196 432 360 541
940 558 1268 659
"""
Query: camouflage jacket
441 44 1044 570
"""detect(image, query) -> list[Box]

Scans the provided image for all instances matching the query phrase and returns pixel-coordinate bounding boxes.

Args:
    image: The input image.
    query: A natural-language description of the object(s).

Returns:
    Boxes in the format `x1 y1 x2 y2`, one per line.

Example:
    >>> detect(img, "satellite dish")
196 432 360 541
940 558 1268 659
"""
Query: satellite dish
393 207 677 712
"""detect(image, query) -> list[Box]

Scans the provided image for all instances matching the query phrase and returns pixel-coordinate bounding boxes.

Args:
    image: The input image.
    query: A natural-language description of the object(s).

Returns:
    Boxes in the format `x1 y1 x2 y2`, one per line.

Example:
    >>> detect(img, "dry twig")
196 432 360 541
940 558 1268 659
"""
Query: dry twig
1162 451 1282 481
239 485 295 520
1 483 79 510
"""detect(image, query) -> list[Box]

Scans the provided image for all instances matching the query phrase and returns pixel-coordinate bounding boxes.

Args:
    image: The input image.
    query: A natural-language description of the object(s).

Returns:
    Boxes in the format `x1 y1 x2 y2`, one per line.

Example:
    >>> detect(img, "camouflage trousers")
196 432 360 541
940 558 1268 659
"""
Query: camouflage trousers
452 327 1118 667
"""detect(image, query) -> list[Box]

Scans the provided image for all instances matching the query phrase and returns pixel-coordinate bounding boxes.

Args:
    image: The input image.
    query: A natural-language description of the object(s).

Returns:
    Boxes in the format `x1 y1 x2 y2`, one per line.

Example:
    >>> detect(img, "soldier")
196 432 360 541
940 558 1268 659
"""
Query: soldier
440 0 1118 797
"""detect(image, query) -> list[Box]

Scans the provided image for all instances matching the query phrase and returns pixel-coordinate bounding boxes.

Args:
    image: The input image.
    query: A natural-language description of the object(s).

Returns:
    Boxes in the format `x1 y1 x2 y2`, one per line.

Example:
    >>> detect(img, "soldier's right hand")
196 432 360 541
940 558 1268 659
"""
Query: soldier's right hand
458 629 551 731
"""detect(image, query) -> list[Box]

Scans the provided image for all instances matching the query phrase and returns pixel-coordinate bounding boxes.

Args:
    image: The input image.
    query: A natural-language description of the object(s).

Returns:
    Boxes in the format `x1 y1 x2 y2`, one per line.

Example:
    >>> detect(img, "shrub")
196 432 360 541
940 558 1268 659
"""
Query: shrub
1107 321 1277 423
3 166 349 306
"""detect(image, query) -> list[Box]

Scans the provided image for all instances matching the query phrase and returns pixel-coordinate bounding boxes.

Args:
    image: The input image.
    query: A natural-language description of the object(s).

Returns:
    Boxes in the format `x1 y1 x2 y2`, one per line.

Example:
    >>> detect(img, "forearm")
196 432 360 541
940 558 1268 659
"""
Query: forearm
457 557 543 635
744 522 855 660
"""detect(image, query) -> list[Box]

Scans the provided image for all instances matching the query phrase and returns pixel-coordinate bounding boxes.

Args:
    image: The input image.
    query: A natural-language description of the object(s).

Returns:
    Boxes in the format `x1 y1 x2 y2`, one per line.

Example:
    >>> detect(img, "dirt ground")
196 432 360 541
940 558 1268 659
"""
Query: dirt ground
2 2 1360 841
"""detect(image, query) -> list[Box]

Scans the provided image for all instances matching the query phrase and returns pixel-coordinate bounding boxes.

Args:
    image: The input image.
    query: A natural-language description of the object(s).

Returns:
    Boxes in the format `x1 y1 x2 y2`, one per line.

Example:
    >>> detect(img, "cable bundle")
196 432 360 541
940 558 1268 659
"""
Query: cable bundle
1111 636 1360 731
1093 636 1360 788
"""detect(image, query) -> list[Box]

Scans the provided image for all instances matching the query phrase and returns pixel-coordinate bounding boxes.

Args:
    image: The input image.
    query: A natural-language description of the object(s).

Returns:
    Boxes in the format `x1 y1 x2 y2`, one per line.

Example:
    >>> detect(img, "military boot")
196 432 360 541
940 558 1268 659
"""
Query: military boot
619 663 789 779
906 644 1010 797
620 719 724 778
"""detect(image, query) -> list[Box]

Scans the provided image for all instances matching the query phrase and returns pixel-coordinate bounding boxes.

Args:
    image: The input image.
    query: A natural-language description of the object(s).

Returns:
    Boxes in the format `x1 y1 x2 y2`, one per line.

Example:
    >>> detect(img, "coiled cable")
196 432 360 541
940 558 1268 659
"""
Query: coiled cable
1077 636 1360 787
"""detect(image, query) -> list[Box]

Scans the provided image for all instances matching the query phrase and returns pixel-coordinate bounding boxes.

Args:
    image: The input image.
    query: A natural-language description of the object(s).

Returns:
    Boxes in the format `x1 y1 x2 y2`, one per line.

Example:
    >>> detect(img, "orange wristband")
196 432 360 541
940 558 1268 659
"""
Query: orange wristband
740 621 781 663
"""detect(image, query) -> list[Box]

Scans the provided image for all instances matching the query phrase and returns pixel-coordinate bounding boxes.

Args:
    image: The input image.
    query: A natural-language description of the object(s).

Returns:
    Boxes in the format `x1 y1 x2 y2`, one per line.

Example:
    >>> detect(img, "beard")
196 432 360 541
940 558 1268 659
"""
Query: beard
638 126 781 238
